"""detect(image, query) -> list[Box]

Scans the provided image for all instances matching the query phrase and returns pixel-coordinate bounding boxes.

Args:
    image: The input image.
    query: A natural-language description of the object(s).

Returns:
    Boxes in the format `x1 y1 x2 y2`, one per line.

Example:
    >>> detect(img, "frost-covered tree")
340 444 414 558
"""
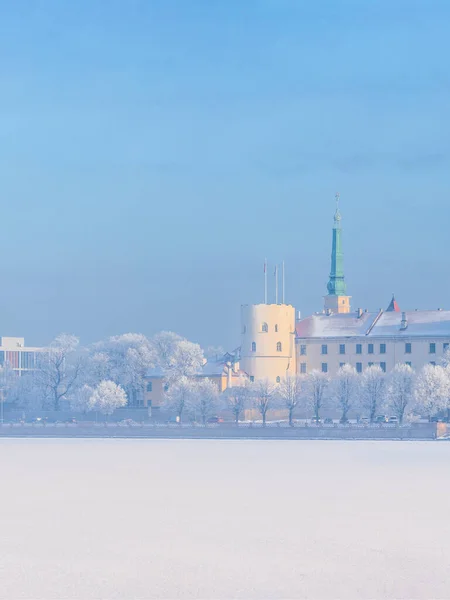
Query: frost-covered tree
251 379 275 426
414 364 449 420
276 375 303 426
35 334 84 410
151 331 204 386
385 364 415 424
191 378 219 425
303 371 329 421
204 346 225 361
360 365 386 422
223 378 249 425
70 384 94 414
91 334 154 406
88 380 127 416
164 376 196 422
332 364 359 423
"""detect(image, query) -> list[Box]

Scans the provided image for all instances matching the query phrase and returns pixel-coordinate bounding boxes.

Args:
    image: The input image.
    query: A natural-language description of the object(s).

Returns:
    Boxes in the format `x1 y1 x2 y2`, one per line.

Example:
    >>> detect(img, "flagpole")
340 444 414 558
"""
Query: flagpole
275 265 278 305
282 261 285 304
264 259 267 304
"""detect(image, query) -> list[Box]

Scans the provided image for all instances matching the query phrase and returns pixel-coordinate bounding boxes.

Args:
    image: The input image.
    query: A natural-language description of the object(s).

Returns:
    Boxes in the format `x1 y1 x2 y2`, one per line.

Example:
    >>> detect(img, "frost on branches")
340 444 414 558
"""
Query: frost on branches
331 365 359 423
385 364 415 424
164 376 196 422
191 378 219 425
251 379 275 426
414 364 449 420
303 371 329 422
360 366 386 423
88 380 127 416
276 375 303 426
223 377 249 425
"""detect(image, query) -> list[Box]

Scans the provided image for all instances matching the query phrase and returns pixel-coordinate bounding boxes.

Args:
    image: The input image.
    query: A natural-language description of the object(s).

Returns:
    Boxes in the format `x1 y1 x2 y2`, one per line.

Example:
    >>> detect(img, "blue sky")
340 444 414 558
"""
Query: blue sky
1 0 449 350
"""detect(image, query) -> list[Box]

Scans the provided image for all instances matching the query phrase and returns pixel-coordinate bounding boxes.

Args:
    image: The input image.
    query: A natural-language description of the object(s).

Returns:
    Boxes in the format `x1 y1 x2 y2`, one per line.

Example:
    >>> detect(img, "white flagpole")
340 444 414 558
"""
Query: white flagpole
264 259 267 304
282 261 285 304
275 265 278 304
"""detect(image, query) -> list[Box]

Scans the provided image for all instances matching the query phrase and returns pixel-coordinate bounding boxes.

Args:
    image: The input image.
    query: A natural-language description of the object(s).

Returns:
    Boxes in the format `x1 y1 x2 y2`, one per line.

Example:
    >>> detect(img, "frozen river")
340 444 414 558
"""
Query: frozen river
1 439 450 599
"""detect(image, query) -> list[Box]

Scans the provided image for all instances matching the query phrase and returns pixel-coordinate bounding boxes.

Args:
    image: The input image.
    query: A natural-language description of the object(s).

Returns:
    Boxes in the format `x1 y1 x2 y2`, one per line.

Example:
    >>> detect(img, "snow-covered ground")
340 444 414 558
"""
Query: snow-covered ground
1 439 450 599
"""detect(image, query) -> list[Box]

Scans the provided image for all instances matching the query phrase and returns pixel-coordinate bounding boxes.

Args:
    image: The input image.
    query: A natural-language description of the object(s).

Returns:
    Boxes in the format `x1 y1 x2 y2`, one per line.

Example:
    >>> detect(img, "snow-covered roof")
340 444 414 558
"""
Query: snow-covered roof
296 309 450 339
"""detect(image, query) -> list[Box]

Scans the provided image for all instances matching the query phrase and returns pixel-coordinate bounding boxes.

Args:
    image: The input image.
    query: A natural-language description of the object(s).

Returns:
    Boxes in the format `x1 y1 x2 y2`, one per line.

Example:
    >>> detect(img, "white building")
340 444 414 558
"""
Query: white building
0 337 43 374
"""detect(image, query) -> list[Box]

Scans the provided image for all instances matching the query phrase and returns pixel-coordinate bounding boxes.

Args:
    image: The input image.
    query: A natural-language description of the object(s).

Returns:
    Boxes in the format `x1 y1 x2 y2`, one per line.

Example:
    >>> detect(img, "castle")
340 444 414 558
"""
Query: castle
240 196 450 381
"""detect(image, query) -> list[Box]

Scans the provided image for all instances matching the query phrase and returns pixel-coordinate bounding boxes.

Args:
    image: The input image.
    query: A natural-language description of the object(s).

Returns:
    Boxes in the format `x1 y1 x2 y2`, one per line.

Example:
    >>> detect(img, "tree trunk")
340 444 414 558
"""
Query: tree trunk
289 407 294 426
235 411 239 426
262 411 266 427
54 390 60 411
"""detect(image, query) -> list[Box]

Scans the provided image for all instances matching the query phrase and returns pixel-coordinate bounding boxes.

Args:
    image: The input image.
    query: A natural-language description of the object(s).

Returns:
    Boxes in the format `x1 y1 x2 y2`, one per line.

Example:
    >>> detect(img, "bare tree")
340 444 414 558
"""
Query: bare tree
35 334 83 411
276 375 303 426
304 370 329 421
414 364 449 421
385 364 415 424
251 379 275 426
191 378 219 425
223 377 248 425
332 364 359 423
360 366 386 422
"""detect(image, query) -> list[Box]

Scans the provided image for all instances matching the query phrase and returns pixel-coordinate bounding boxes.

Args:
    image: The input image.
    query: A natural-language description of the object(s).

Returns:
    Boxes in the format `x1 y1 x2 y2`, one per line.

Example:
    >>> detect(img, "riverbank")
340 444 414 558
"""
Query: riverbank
0 422 444 440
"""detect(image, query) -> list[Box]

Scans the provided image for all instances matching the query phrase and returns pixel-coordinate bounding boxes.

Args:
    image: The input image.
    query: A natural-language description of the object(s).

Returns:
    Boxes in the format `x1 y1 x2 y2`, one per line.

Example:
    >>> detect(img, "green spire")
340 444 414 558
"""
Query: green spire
327 193 346 296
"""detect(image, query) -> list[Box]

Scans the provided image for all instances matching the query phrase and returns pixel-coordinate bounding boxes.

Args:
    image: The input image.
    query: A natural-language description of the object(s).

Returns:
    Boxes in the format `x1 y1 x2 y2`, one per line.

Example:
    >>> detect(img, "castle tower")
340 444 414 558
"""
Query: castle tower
240 303 296 383
324 194 351 314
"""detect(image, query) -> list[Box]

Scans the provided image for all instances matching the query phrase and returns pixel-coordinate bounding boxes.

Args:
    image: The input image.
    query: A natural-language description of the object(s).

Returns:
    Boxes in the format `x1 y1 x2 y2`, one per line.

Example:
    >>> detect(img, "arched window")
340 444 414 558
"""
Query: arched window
276 342 282 352
146 382 153 392
275 324 278 332
262 322 268 333
276 376 281 383
251 342 256 352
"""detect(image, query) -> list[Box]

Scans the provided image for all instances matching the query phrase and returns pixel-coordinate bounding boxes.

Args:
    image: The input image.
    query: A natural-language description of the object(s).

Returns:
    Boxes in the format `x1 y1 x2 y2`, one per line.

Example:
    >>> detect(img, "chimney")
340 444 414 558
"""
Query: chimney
356 308 363 318
325 308 332 316
296 310 301 321
400 312 408 330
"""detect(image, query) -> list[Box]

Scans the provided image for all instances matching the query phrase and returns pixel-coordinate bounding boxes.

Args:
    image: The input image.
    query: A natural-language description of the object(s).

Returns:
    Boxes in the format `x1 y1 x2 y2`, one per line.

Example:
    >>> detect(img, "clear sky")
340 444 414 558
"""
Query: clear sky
1 0 449 351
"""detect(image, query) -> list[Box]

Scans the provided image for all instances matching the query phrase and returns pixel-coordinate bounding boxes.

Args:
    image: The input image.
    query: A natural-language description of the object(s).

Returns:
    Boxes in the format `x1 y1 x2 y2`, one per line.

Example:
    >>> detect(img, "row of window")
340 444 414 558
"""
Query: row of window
0 350 37 369
251 342 283 352
299 342 446 356
299 360 438 375
261 323 279 333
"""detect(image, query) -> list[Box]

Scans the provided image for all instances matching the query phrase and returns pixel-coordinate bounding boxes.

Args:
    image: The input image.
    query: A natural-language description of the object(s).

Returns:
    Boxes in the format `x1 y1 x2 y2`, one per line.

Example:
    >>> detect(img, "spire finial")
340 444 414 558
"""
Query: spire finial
334 192 341 225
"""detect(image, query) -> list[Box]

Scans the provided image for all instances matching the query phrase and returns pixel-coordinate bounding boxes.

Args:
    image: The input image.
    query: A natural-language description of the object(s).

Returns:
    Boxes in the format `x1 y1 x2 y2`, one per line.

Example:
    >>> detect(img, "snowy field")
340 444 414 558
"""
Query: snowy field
1 440 450 599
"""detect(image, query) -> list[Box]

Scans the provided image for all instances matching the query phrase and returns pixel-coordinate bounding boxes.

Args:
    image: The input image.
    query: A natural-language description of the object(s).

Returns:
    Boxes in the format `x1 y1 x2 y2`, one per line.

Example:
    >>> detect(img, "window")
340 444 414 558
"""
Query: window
300 344 307 356
368 344 374 355
146 382 153 392
380 344 386 354
444 343 449 352
276 342 282 352
300 363 307 374
368 362 374 367
321 363 328 373
321 344 328 355
380 362 386 373
405 343 412 354
356 344 362 355
430 361 436 366
276 376 281 383
251 342 256 352
339 344 345 355
430 343 436 354
250 376 254 382
274 324 278 333
163 383 169 392
405 361 412 367
262 322 268 333
356 362 362 373
339 362 345 368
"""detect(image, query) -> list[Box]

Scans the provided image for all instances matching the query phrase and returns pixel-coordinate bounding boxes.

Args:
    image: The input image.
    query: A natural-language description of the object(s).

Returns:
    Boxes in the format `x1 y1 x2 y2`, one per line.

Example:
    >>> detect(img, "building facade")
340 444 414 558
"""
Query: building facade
0 337 43 375
240 303 296 383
